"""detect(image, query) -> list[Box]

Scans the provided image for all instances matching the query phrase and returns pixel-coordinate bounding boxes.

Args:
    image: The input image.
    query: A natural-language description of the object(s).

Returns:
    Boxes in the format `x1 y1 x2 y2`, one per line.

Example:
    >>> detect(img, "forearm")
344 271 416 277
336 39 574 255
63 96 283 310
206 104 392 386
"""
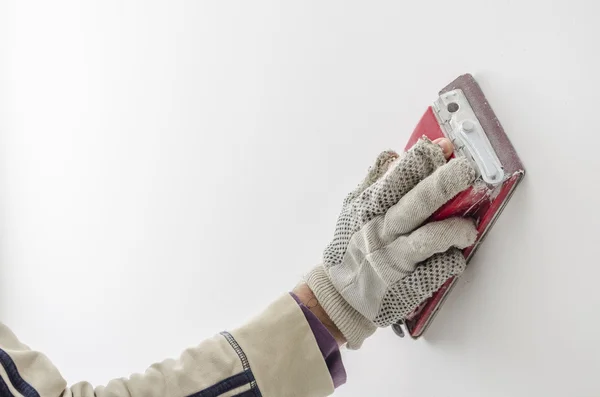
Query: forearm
293 283 346 346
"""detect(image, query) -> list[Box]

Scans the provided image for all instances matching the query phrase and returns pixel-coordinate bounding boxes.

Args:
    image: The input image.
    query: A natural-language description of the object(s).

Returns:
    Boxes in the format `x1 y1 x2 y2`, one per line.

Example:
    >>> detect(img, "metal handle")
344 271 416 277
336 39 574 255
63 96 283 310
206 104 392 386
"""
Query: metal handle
433 89 505 185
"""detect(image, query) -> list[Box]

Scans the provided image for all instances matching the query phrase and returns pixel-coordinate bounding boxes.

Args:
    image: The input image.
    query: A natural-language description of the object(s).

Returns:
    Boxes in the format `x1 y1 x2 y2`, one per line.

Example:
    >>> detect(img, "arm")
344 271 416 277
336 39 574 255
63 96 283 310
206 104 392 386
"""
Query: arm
1 294 336 397
1 137 474 396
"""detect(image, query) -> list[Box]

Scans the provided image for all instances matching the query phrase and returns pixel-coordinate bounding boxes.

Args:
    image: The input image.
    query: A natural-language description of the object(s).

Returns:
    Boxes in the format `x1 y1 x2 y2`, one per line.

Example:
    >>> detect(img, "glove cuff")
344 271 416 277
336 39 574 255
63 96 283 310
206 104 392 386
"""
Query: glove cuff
305 266 376 349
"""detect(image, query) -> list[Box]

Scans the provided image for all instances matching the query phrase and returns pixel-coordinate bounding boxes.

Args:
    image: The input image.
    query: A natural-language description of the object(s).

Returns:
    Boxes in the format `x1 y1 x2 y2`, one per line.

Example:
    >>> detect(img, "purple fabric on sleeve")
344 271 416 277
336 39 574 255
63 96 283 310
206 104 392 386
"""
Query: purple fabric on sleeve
290 292 347 388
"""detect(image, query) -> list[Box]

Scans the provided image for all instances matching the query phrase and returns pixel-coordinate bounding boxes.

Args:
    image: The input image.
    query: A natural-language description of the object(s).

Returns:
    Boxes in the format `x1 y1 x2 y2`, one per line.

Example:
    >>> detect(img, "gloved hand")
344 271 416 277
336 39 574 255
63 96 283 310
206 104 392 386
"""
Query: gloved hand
306 138 478 349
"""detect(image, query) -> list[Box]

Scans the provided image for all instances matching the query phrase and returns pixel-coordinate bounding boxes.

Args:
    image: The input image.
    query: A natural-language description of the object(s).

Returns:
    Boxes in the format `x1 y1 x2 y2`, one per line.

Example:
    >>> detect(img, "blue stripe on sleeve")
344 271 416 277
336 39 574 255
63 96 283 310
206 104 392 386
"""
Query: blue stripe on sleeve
0 348 40 397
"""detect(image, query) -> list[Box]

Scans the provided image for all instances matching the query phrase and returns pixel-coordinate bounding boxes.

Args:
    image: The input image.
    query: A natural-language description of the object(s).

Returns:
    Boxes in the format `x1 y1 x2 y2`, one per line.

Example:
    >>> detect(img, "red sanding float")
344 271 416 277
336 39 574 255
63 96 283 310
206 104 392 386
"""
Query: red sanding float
392 74 525 339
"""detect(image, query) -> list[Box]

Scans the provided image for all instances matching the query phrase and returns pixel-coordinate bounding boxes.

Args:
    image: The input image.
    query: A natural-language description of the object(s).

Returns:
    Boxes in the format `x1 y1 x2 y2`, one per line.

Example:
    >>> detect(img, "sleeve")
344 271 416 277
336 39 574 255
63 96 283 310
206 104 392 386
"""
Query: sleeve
290 293 346 388
0 294 335 397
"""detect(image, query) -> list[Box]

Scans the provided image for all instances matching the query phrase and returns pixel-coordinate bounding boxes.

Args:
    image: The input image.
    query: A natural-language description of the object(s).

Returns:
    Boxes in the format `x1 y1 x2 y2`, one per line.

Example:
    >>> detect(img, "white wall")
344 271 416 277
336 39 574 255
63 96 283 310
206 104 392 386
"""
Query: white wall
1 1 598 396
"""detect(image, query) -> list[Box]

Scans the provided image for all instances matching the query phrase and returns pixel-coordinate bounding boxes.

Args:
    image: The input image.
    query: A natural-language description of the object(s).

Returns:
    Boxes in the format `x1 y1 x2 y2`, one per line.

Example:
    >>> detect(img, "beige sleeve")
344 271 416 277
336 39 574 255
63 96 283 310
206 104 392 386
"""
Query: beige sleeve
0 294 335 397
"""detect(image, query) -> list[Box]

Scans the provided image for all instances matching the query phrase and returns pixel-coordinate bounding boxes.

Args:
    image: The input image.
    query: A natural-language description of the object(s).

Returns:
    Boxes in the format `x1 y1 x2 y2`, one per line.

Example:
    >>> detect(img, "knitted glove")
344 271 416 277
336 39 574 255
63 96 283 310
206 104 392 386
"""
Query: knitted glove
306 138 477 348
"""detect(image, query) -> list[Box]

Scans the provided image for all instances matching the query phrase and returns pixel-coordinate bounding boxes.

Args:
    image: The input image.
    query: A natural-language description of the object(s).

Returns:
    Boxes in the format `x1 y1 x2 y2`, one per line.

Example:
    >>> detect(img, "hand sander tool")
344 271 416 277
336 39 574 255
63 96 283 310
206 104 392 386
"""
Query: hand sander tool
392 74 525 339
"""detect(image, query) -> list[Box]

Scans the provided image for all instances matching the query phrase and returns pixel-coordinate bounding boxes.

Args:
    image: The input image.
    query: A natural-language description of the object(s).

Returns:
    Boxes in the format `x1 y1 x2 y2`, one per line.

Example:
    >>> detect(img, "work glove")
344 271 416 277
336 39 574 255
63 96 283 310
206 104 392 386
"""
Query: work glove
306 138 478 349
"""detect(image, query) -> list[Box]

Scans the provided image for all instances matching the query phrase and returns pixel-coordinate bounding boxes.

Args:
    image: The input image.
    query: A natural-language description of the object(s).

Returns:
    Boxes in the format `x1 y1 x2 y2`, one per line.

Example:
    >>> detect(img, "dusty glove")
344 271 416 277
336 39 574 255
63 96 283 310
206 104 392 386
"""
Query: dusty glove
306 138 477 348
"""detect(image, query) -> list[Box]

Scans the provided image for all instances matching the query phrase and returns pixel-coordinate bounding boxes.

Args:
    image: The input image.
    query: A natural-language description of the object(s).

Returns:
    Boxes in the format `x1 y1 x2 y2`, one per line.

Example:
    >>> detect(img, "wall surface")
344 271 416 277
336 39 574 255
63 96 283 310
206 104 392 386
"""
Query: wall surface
1 1 598 396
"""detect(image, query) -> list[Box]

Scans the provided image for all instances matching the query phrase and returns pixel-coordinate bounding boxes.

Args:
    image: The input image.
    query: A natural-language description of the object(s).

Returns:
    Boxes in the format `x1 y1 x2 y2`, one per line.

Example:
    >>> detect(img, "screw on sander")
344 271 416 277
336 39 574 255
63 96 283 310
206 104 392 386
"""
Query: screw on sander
392 320 405 338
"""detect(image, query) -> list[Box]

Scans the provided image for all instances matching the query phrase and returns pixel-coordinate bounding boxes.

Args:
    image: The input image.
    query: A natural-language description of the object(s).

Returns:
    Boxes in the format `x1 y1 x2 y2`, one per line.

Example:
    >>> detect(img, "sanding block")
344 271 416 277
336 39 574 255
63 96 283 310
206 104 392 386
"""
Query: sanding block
392 74 525 339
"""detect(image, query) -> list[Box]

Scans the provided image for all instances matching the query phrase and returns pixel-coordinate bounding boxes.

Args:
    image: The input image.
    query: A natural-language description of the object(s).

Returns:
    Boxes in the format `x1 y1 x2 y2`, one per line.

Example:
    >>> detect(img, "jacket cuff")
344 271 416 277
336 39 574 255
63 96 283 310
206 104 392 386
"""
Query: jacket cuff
230 294 335 396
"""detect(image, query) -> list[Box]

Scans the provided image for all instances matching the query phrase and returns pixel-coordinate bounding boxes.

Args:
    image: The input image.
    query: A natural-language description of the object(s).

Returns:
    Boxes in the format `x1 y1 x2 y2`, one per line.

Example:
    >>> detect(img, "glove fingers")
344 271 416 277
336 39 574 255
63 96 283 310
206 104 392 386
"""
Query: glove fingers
369 218 476 285
407 248 467 297
374 138 447 202
383 157 476 237
349 138 447 223
405 218 477 262
373 248 466 327
345 150 399 204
